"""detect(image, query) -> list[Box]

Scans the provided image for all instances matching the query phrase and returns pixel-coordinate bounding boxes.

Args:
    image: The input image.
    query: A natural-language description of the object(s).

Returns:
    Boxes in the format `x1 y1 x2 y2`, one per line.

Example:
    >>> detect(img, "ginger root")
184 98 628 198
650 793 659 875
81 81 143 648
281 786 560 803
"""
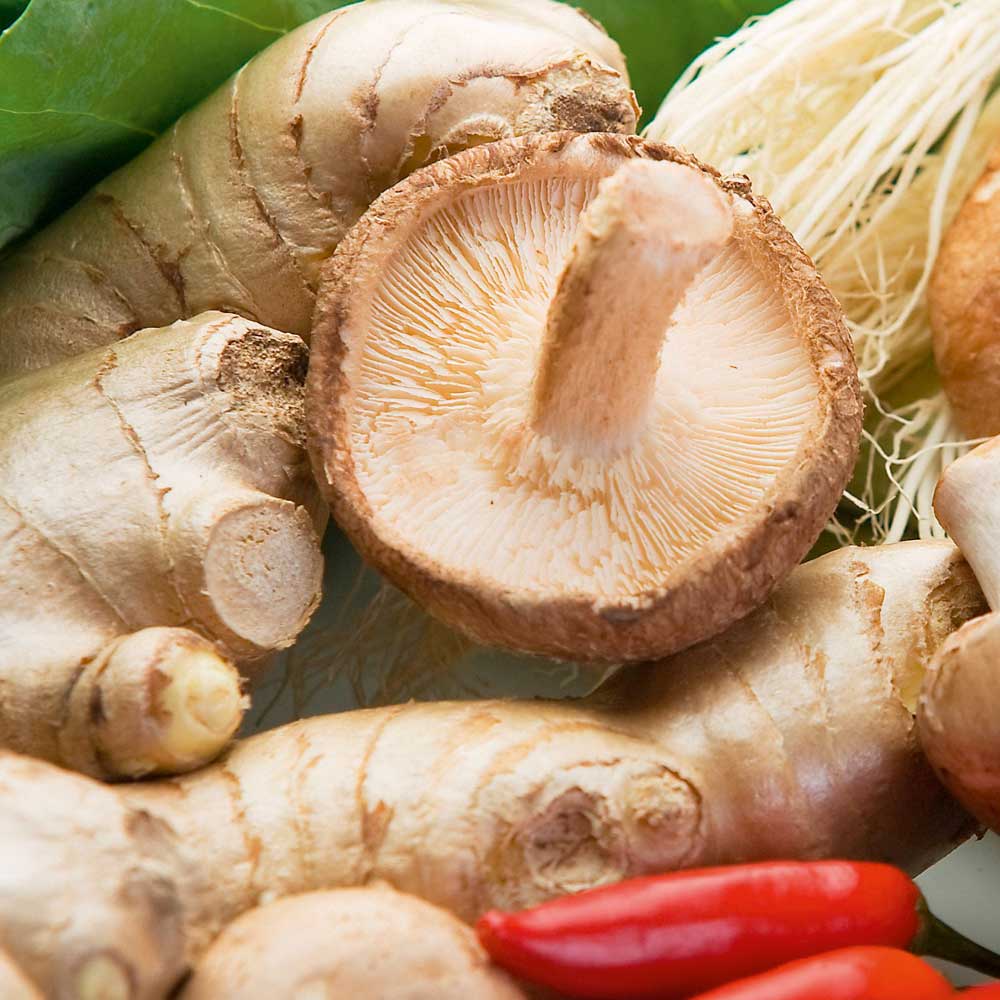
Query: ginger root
0 312 323 778
0 541 979 998
0 949 39 1000
180 887 526 1000
0 0 636 376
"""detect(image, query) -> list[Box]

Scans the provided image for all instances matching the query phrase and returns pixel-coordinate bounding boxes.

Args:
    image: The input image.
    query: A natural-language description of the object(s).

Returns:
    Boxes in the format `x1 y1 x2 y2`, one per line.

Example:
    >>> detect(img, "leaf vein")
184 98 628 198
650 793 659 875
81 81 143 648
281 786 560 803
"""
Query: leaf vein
181 0 285 35
0 105 156 137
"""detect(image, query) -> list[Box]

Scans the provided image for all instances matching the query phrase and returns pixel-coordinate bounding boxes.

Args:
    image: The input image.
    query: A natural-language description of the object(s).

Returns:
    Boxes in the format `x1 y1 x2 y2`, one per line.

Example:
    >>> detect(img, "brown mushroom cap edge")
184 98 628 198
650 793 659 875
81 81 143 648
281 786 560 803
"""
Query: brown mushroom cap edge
307 132 862 663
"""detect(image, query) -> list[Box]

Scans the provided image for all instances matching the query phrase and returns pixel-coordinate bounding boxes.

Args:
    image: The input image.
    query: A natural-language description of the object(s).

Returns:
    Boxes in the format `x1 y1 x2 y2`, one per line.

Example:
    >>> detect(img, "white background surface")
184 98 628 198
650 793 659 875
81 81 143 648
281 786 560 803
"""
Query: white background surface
919 834 1000 986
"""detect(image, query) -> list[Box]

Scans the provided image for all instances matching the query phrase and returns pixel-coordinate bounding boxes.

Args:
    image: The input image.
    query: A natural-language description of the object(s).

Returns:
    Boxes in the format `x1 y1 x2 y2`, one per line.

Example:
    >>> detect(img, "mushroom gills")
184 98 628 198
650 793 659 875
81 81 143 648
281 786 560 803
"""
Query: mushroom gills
351 170 819 600
310 132 860 661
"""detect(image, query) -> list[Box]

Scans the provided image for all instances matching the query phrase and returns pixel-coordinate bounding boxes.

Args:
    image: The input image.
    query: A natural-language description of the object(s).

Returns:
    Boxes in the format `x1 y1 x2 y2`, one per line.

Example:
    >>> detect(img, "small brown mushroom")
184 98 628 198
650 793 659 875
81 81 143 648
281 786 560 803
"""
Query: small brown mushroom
308 132 861 662
930 143 1000 439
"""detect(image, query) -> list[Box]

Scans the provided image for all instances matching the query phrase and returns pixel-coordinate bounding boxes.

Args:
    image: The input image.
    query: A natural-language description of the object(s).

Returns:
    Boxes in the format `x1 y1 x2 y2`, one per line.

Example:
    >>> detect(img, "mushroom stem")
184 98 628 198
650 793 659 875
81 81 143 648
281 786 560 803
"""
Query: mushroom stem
531 159 733 453
933 436 1000 609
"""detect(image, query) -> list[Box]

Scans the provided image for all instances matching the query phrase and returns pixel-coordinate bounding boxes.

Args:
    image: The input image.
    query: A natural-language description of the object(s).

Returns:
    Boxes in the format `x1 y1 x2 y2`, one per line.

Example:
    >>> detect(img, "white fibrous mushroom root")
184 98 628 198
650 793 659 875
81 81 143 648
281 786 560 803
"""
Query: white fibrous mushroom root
308 131 862 663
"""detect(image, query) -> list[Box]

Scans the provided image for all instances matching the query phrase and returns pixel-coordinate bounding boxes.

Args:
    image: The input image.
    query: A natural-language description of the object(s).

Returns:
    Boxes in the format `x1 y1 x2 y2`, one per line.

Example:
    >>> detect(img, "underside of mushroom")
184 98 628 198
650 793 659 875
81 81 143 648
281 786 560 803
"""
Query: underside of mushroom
308 132 862 663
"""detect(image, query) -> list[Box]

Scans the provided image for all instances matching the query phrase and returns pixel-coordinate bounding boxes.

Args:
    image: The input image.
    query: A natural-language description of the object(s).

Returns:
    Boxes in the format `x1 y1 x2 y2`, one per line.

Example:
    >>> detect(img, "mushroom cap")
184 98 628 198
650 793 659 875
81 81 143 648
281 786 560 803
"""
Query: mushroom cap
930 143 1000 440
933 433 1000 610
918 611 1000 834
308 132 861 663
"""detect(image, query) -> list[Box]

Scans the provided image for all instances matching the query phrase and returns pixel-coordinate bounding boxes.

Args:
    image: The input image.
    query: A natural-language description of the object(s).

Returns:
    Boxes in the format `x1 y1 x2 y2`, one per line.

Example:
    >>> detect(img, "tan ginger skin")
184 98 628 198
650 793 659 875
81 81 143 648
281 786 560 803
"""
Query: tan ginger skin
180 888 526 1000
0 0 637 376
920 437 1000 831
0 312 324 779
0 949 40 1000
0 541 980 999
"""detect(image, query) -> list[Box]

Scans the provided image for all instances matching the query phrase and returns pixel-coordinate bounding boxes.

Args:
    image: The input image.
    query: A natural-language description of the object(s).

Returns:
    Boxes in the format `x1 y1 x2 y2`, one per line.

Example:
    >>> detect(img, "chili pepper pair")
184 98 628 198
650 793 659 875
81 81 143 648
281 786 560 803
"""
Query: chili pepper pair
476 861 1000 999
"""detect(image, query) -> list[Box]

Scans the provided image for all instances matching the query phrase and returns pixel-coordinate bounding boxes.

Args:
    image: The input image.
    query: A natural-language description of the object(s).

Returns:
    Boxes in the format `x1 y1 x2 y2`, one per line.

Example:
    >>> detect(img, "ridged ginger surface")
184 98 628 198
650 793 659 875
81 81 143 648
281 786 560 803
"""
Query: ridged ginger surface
0 542 980 998
0 312 323 777
0 0 637 375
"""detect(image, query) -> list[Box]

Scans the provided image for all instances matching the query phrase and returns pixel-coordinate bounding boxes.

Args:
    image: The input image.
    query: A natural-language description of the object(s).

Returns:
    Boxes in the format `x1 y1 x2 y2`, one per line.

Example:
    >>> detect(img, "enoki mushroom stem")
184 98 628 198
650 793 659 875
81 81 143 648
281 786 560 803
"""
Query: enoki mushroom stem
531 159 733 453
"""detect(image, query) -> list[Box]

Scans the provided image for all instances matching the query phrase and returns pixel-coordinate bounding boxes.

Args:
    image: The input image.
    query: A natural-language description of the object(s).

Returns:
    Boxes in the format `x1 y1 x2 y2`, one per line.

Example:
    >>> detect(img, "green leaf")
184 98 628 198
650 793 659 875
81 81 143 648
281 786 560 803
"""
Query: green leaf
573 0 787 124
0 0 351 248
0 0 785 249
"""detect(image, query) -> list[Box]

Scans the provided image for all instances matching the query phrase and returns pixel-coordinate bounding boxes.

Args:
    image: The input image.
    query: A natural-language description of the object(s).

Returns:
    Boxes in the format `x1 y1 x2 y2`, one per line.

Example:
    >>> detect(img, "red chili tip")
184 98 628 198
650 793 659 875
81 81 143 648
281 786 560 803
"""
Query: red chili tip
477 907 587 996
476 910 506 945
476 910 517 962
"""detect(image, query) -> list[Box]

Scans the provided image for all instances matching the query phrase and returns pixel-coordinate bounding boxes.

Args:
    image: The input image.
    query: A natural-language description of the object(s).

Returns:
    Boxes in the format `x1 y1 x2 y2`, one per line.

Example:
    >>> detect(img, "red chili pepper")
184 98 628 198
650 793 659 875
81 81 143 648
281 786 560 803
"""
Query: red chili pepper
961 986 1000 997
684 946 954 1000
476 861 1000 1000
